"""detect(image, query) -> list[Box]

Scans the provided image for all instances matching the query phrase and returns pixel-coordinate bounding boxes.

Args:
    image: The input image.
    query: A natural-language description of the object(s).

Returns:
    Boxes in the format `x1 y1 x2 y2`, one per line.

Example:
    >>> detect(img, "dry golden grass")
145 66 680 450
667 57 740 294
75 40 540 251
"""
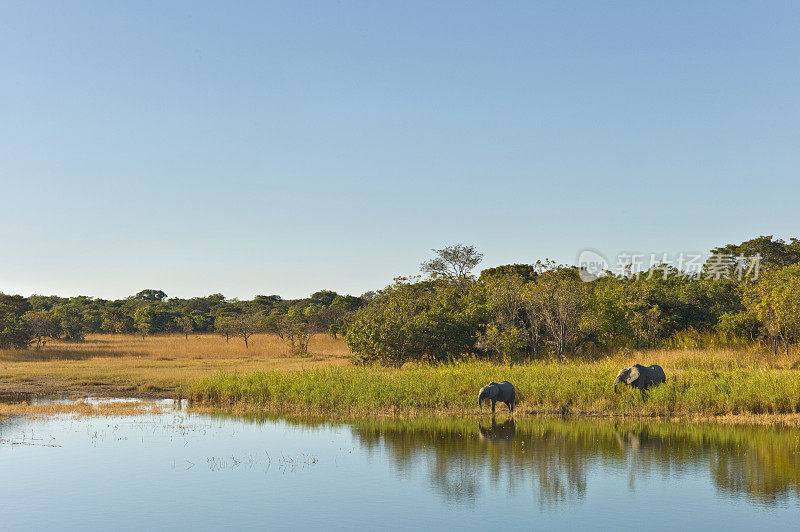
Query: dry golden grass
620 346 797 371
0 333 351 396
5 332 351 360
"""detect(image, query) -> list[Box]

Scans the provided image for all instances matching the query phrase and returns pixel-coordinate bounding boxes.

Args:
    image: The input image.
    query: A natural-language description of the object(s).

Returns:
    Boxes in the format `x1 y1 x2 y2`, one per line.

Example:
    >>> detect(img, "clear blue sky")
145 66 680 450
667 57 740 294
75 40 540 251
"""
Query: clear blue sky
1 1 798 299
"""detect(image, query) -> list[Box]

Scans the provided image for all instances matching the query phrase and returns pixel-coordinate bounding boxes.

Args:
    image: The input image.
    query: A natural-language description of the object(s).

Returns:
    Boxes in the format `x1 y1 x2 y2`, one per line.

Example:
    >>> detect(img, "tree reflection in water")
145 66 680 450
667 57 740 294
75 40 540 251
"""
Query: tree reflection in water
348 417 800 507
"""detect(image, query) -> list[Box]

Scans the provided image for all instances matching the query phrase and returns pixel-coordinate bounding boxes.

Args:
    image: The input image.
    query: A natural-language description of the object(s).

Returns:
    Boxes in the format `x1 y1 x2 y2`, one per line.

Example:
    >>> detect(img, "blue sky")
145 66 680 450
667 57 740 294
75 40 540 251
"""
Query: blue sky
1 1 798 299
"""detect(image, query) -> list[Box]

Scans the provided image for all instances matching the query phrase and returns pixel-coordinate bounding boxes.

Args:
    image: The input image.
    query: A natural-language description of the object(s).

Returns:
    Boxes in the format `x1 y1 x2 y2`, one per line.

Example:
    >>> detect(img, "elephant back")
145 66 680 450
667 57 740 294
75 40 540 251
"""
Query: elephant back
497 381 515 401
650 364 667 383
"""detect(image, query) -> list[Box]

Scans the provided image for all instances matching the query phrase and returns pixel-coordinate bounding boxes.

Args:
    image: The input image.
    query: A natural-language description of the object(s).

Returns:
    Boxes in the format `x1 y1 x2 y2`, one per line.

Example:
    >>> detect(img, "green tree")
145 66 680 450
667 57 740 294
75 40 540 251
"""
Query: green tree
101 304 134 334
480 264 539 283
346 278 485 365
710 235 800 273
523 267 591 361
175 314 195 340
717 310 761 342
421 244 483 287
134 306 156 340
310 290 338 307
231 313 262 348
744 264 800 358
481 274 529 363
0 293 32 349
52 302 85 341
133 289 168 302
214 314 236 343
276 313 313 356
22 310 57 349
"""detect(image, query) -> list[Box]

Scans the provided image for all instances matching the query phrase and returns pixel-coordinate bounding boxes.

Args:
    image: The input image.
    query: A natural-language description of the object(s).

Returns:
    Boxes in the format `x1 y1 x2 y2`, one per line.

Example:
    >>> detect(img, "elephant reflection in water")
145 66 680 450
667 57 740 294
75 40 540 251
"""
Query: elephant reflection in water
612 425 667 491
613 425 668 453
478 418 516 443
613 428 642 451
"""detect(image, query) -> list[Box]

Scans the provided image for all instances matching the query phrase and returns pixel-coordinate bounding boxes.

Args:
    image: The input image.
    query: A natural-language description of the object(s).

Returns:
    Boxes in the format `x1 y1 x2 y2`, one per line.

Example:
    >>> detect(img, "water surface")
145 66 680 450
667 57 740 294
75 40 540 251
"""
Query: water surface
2 400 799 530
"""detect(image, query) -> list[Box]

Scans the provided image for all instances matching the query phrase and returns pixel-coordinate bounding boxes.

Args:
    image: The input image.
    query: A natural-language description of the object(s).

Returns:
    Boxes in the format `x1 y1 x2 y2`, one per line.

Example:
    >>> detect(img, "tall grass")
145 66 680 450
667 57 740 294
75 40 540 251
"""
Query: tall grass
186 357 800 417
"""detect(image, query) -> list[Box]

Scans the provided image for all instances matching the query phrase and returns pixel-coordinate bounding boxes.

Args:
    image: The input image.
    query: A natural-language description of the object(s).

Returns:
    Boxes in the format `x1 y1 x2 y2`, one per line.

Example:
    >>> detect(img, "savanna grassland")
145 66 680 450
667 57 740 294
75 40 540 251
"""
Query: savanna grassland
3 238 800 423
0 333 350 397
2 333 800 423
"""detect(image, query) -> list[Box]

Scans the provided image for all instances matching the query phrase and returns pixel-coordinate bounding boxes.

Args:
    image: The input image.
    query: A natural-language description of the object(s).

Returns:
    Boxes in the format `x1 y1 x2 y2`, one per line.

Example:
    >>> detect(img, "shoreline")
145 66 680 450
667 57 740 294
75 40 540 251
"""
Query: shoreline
186 403 800 427
2 383 800 427
3 335 800 426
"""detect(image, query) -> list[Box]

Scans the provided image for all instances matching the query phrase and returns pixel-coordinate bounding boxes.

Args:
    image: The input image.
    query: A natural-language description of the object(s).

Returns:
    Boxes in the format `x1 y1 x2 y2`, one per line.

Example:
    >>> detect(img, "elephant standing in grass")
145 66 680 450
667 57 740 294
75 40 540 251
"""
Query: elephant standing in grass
613 364 666 393
478 381 515 413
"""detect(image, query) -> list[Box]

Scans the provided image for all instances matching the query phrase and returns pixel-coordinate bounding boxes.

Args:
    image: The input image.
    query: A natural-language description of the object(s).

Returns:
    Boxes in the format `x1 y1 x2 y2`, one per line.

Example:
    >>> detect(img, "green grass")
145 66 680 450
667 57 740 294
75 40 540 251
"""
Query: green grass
185 359 800 417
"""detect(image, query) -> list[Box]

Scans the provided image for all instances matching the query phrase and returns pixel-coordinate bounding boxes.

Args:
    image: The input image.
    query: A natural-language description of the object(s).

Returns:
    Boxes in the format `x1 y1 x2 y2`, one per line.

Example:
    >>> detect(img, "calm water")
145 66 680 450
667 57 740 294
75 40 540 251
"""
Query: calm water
2 400 800 531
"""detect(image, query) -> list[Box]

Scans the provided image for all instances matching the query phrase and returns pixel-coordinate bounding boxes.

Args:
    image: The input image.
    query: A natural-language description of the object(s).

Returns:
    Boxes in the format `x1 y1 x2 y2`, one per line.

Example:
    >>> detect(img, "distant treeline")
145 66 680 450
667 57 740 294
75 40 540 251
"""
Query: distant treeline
1 235 799 363
0 288 367 354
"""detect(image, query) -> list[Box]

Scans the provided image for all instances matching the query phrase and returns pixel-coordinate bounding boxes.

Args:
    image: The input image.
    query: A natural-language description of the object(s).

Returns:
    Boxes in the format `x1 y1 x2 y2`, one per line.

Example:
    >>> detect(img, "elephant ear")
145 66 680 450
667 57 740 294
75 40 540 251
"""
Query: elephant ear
625 366 641 385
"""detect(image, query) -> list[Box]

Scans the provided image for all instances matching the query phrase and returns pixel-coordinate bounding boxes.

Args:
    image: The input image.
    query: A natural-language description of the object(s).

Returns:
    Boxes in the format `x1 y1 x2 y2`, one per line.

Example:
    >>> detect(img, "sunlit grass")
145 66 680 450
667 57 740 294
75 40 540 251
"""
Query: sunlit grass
0 332 350 360
3 334 799 420
187 354 800 418
0 333 351 395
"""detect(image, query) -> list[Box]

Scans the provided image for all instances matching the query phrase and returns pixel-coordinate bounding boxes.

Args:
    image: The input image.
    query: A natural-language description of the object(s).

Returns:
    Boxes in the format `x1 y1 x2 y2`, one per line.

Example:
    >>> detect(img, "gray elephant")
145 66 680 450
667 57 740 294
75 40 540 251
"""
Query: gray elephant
613 364 666 392
478 381 515 413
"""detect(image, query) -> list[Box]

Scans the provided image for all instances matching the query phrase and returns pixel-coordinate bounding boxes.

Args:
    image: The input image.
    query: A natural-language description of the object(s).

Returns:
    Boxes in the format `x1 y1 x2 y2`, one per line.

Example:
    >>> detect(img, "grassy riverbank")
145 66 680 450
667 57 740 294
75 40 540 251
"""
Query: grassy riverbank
3 334 800 422
187 351 800 420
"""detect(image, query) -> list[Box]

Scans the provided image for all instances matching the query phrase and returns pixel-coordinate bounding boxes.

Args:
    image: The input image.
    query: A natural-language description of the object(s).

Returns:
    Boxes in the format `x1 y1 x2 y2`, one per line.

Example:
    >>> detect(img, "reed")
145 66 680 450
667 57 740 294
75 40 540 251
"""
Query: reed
186 355 800 418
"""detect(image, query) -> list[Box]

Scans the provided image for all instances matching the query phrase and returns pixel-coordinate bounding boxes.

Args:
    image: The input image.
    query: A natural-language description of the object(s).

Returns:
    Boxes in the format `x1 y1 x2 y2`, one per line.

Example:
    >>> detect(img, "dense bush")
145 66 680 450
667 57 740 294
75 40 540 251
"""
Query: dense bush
344 236 800 365
345 278 487 365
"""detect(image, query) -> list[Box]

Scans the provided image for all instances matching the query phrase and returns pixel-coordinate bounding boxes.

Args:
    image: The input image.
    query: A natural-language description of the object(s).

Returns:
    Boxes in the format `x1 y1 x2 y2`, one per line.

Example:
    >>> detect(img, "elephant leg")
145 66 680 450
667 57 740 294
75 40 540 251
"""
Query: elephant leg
505 401 512 413
491 399 496 413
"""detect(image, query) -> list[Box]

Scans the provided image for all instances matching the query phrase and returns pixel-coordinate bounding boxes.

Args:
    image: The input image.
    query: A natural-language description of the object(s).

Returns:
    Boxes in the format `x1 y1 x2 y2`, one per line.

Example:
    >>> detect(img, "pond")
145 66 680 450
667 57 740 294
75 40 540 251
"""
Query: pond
2 399 799 530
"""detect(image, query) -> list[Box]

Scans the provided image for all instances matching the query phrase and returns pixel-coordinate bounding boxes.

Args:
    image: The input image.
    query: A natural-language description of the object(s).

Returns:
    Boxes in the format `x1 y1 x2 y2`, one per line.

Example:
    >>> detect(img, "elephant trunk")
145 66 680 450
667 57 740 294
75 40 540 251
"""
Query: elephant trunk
612 376 621 392
478 391 485 409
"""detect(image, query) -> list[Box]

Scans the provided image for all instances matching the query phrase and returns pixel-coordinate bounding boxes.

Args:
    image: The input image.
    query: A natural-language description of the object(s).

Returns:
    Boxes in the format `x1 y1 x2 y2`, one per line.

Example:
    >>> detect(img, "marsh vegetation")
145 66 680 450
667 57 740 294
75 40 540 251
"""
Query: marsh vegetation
188 349 800 419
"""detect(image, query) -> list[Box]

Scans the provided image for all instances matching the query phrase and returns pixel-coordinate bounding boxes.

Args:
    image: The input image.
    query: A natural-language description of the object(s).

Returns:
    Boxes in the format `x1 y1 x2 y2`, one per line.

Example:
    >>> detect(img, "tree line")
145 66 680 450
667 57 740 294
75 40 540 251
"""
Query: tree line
0 288 366 355
1 235 798 363
345 235 800 365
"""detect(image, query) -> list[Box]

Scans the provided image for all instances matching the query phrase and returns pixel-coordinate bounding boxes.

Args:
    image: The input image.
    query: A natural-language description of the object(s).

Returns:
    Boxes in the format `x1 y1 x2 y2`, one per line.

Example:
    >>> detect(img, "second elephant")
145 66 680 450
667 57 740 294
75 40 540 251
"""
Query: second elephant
613 364 666 392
